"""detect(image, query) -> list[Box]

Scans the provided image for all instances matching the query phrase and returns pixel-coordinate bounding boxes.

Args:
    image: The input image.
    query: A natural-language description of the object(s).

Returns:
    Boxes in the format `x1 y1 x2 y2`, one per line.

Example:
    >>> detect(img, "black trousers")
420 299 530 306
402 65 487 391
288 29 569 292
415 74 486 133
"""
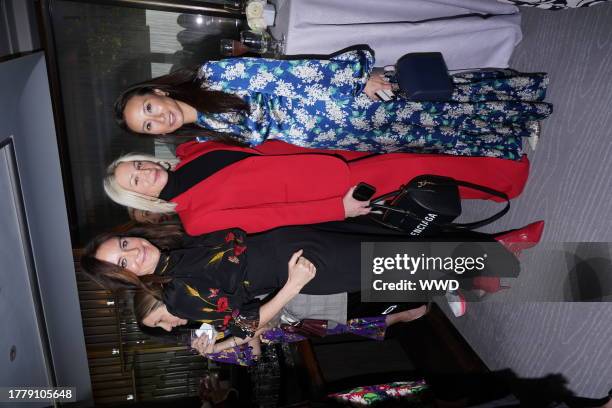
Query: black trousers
246 220 518 296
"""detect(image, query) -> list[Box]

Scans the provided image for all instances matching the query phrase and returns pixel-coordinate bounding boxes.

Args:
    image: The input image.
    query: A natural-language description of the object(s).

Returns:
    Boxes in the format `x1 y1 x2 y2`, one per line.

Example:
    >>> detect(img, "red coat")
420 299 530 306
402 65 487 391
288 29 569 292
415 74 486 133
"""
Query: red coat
173 141 530 234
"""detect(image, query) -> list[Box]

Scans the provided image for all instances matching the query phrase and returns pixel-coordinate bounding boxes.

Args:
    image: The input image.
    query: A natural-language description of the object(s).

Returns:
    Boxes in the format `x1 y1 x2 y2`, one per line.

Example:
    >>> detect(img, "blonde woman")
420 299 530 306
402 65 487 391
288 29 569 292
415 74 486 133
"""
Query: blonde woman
103 139 530 234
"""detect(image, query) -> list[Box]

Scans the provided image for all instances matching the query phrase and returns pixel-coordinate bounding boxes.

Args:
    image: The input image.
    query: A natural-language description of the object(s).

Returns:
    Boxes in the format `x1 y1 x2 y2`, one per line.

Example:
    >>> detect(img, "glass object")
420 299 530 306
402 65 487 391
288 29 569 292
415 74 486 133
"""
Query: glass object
183 324 217 351
189 329 199 349
239 29 269 54
220 38 251 56
240 30 285 56
223 0 244 12
271 33 287 56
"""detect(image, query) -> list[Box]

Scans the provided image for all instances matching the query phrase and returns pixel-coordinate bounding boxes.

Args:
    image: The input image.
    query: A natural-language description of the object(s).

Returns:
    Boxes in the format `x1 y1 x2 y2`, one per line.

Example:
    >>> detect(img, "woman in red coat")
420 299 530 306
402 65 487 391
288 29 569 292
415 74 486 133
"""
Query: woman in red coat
104 140 529 234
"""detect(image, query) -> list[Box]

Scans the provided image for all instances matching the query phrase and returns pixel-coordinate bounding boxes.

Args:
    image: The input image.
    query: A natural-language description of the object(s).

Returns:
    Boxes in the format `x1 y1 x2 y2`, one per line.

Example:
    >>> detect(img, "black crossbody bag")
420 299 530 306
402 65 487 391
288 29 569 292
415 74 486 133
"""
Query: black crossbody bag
369 175 510 236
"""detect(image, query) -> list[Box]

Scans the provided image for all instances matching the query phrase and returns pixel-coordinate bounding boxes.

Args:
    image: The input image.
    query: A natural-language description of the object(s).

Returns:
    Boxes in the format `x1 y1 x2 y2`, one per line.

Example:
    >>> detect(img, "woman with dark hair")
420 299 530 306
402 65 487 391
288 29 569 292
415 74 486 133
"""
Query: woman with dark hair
103 139 532 234
80 224 184 292
80 222 536 341
115 47 551 158
132 289 427 366
115 67 250 146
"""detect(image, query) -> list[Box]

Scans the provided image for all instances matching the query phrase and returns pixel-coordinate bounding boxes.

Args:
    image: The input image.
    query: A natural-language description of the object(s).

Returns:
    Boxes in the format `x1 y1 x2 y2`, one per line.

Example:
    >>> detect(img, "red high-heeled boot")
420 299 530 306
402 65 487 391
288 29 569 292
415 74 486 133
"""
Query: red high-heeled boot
494 221 545 258
470 221 544 296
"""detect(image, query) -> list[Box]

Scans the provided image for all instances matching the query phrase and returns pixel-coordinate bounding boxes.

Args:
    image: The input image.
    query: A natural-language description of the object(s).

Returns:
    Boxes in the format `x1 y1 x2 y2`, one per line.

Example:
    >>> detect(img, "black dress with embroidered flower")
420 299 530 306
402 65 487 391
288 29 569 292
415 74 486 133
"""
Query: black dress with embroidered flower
157 229 259 339
158 225 520 339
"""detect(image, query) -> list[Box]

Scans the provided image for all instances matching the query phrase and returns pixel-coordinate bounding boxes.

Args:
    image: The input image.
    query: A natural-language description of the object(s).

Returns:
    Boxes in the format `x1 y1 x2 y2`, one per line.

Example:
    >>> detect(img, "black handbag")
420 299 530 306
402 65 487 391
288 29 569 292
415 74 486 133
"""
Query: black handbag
394 52 453 101
370 175 510 236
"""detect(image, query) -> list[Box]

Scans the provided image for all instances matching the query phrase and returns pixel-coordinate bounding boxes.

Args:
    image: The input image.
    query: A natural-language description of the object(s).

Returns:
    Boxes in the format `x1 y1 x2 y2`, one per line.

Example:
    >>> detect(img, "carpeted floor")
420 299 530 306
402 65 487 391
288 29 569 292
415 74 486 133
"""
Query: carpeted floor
442 3 612 397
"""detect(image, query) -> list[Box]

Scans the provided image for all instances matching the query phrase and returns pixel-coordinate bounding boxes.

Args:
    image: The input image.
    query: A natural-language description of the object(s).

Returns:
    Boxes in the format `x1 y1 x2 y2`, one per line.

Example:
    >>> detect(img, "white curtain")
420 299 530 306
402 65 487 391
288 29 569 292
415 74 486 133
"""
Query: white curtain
270 0 522 69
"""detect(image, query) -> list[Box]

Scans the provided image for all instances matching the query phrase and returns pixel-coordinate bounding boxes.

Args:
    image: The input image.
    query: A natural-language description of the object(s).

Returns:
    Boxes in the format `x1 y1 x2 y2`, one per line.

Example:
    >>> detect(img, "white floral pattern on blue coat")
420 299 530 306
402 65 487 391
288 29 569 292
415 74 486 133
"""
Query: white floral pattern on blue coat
195 49 552 160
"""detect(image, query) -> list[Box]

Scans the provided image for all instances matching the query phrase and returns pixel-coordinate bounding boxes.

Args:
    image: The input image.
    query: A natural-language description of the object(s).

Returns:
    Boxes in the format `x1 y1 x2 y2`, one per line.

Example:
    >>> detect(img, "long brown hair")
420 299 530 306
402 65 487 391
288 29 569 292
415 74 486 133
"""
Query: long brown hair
133 288 165 322
133 290 197 342
114 66 249 145
80 224 185 295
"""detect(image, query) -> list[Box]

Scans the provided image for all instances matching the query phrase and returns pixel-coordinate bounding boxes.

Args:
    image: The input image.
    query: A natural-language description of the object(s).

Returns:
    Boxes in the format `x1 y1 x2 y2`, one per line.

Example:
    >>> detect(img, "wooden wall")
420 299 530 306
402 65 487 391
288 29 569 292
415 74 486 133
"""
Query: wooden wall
74 251 209 405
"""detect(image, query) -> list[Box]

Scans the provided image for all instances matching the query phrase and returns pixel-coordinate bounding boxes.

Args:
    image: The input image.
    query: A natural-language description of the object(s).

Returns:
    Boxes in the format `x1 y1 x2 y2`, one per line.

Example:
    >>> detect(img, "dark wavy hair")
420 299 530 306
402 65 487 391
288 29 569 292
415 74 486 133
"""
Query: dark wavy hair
80 224 186 295
133 290 199 344
114 66 249 145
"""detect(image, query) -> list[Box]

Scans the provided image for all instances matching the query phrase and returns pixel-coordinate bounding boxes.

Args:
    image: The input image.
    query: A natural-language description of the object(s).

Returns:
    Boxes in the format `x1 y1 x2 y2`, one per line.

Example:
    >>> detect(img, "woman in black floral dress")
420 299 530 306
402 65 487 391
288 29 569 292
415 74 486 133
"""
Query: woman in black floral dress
80 223 521 339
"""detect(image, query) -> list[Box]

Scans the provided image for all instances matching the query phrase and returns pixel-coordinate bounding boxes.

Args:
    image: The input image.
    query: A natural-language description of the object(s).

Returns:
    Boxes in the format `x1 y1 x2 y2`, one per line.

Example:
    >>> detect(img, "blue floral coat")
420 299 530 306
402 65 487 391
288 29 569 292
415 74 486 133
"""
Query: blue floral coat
195 49 552 160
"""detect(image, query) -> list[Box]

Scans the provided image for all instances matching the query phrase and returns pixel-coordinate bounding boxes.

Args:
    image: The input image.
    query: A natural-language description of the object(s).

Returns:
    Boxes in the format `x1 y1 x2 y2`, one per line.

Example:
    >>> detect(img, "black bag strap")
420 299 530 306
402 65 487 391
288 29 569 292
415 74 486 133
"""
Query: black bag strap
450 179 510 229
370 178 510 231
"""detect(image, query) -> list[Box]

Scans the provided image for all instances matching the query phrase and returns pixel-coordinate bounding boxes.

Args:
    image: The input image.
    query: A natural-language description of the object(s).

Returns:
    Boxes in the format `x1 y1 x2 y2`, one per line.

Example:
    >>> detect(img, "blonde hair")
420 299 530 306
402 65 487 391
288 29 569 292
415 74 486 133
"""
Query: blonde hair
104 153 179 213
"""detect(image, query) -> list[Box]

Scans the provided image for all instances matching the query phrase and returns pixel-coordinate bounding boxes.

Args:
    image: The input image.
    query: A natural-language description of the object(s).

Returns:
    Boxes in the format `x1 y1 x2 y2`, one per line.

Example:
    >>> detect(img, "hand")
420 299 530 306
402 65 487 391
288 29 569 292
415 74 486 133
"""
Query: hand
191 334 216 356
343 186 371 218
287 249 316 291
364 72 393 101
